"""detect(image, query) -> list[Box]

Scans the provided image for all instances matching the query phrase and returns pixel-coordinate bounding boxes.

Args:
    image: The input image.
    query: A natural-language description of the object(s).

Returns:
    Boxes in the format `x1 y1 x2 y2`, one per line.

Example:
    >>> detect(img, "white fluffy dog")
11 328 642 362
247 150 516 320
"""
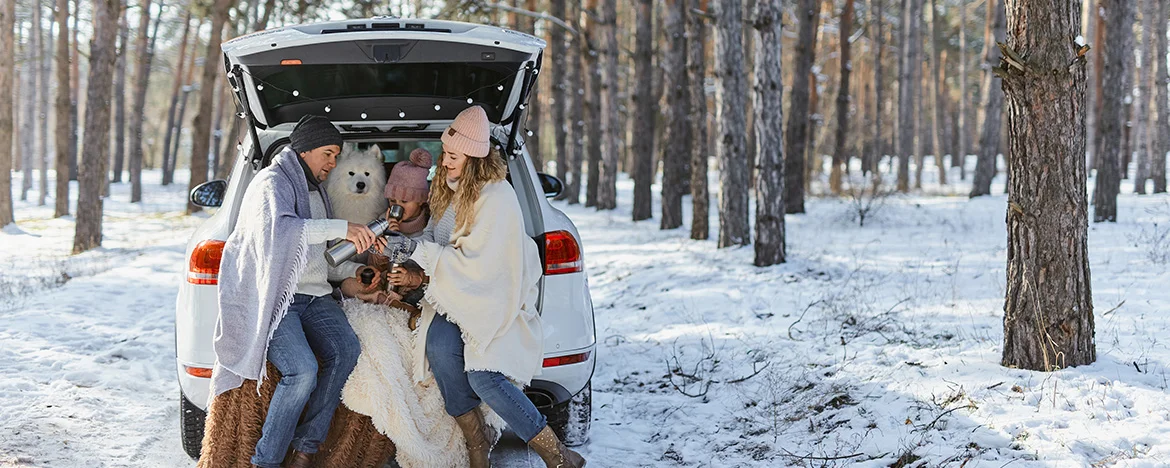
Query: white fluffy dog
326 144 389 225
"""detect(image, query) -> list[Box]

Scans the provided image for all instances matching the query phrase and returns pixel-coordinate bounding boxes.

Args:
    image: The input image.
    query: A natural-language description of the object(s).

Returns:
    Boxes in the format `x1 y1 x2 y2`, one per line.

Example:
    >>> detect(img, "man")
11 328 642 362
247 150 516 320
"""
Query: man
209 115 383 468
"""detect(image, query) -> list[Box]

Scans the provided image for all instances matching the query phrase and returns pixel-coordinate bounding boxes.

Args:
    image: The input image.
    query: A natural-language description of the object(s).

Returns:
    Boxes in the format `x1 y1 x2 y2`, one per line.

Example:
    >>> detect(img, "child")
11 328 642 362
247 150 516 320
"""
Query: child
340 148 433 312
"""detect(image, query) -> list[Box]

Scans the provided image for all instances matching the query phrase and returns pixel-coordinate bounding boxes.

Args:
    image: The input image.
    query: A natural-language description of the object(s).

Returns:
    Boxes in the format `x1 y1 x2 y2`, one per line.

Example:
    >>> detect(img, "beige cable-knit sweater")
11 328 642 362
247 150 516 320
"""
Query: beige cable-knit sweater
296 191 361 297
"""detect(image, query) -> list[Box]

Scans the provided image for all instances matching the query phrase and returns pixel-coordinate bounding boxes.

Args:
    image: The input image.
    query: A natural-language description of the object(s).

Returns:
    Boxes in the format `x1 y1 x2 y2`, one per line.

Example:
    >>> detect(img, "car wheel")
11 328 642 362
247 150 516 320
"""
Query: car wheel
547 381 591 447
180 390 206 459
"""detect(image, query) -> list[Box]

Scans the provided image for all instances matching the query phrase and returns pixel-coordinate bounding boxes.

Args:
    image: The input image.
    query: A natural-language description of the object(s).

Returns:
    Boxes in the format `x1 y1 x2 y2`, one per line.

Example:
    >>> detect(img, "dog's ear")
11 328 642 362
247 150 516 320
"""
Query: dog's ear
366 144 382 161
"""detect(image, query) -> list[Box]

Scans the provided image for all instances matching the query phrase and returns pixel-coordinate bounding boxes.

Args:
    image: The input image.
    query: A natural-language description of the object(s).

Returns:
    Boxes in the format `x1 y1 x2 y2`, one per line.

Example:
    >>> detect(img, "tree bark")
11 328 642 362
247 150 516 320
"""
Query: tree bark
660 0 690 229
127 0 153 202
161 11 193 187
1092 0 1131 222
75 0 122 253
187 0 233 214
829 0 854 195
870 0 884 178
754 0 784 265
566 1 585 205
931 0 947 186
714 0 749 246
597 0 620 210
687 0 708 238
970 0 1006 197
69 0 80 182
523 0 543 172
955 0 968 179
999 0 1094 370
20 7 37 202
112 7 129 185
631 0 655 221
1151 0 1169 193
37 1 51 206
784 0 819 212
911 0 925 190
1133 0 1152 195
551 0 569 194
0 0 13 226
53 0 70 217
1090 4 1105 166
583 0 602 208
1083 0 1098 174
896 0 914 192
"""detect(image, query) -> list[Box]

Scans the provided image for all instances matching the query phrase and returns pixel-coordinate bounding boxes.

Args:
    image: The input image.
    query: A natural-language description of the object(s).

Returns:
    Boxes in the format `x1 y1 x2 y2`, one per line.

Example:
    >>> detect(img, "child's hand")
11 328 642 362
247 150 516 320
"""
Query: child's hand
389 265 425 289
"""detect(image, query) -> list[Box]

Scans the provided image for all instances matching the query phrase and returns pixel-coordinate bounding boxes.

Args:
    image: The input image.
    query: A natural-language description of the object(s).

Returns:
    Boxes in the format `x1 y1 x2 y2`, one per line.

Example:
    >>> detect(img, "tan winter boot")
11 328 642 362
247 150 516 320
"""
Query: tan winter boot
527 425 585 468
454 410 491 468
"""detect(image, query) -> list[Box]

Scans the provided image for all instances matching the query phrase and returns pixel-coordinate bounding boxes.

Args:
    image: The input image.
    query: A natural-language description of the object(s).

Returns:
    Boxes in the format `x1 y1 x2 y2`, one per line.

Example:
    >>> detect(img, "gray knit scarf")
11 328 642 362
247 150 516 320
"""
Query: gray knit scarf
210 147 334 398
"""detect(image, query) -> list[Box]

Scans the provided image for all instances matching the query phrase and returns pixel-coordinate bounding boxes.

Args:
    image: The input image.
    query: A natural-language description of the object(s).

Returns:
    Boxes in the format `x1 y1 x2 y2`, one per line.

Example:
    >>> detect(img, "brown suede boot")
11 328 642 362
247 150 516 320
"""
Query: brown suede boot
454 410 491 468
527 425 585 468
285 450 312 468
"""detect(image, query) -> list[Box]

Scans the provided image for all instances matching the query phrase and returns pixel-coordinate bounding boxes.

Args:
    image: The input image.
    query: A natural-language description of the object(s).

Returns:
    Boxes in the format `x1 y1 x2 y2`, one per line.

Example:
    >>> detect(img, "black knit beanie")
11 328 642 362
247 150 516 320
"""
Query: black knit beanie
290 114 342 154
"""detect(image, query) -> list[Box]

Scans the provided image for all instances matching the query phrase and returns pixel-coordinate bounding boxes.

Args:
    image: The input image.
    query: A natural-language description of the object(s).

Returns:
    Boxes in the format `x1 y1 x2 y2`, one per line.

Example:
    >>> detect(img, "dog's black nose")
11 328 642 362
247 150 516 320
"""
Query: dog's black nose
356 181 366 191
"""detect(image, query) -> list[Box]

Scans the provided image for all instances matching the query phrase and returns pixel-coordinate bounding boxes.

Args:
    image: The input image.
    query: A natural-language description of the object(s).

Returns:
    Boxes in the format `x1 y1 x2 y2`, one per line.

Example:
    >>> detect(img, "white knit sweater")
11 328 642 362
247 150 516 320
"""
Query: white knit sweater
296 191 360 296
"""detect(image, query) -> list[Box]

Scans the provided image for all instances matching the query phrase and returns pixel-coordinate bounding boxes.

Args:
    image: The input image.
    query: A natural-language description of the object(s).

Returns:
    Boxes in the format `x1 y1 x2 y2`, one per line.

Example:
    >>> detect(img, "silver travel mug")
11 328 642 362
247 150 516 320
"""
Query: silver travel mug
325 218 390 267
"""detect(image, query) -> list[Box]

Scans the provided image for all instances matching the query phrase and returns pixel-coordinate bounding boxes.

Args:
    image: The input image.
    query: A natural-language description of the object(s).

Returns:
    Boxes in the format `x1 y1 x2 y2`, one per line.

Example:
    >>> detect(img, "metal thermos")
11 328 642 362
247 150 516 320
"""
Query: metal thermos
385 204 406 293
325 218 390 267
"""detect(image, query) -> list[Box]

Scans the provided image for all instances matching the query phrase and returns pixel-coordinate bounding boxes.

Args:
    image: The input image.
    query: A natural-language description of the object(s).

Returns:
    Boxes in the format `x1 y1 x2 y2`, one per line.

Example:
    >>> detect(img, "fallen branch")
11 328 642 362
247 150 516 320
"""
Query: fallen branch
779 446 866 461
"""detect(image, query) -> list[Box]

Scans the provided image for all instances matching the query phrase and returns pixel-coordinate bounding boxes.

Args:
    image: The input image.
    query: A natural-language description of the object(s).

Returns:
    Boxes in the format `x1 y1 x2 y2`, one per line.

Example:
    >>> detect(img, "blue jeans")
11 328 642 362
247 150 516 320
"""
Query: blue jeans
426 313 547 442
251 294 361 468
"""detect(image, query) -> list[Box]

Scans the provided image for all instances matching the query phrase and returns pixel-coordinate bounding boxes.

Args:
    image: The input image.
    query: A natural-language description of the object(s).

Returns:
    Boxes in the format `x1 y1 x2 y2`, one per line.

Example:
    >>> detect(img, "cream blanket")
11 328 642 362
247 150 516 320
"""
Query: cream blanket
339 299 505 468
409 181 545 385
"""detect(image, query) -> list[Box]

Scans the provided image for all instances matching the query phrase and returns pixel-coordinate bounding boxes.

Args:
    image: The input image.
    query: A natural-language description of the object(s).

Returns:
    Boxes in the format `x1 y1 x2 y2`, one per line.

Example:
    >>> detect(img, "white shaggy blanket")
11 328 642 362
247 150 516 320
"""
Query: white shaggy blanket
339 299 506 468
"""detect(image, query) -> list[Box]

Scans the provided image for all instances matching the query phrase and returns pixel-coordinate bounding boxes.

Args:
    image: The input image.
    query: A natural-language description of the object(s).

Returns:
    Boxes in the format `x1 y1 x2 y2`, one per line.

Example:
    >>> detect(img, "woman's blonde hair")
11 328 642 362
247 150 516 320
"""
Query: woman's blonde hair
429 146 507 235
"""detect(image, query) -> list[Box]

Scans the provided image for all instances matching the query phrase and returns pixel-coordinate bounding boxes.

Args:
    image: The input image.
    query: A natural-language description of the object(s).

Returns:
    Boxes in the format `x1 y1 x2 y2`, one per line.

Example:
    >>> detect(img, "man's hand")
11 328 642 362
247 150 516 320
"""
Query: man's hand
346 222 377 253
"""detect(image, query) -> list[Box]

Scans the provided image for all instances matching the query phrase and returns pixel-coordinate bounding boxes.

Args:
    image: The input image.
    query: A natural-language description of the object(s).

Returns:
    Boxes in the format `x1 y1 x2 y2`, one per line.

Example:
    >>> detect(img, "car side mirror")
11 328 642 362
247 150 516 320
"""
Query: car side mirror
190 180 228 208
538 173 563 199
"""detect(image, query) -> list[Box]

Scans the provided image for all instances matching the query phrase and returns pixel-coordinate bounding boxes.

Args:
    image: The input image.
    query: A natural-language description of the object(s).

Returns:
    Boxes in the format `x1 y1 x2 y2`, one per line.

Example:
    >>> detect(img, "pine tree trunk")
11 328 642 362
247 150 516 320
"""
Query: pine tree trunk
160 11 193 187
597 0 620 210
68 0 79 182
1152 0 1169 193
551 0 569 193
784 0 819 212
970 0 1006 197
188 0 233 214
911 0 925 190
1092 0 1132 222
896 0 913 192
1000 0 1094 371
631 0 655 221
714 0 748 246
20 10 37 202
829 0 854 195
931 0 947 186
129 0 158 202
1091 4 1105 167
37 2 51 206
523 0 543 171
1083 0 1098 174
687 0 708 238
754 0 783 265
870 0 884 178
1133 0 1153 195
112 8 129 185
0 0 13 226
566 2 585 205
955 0 967 179
583 0 602 208
75 0 122 253
53 0 69 217
660 0 689 229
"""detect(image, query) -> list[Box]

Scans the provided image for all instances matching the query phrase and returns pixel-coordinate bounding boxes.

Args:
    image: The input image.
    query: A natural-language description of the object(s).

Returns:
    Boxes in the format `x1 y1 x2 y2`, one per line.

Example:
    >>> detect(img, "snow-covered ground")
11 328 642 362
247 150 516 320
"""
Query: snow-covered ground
3 161 1170 467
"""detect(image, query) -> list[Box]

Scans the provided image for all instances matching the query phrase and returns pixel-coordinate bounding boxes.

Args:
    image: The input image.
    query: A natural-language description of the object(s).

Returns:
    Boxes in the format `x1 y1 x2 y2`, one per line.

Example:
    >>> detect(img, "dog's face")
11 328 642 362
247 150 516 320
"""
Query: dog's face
330 145 385 197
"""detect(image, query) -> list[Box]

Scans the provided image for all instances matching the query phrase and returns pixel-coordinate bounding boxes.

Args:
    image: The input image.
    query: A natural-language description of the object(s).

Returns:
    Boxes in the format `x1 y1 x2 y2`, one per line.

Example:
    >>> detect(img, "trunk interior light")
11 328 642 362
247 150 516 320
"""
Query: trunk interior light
280 59 302 65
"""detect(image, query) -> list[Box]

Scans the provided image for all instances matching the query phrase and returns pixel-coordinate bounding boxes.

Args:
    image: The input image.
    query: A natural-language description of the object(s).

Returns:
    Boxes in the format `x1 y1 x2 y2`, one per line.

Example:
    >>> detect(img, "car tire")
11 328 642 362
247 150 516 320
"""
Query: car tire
180 390 206 460
547 381 591 447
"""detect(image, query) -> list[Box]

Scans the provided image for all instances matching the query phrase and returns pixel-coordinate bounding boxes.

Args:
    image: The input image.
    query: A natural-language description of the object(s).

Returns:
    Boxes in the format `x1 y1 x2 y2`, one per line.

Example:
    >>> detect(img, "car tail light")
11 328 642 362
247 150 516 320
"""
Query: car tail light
543 351 590 368
543 230 583 275
184 366 213 378
188 240 226 285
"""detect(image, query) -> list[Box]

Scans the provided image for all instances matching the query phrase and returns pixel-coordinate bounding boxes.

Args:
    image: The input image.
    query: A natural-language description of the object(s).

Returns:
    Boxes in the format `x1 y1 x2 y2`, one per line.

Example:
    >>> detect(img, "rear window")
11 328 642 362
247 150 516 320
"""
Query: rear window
252 62 520 115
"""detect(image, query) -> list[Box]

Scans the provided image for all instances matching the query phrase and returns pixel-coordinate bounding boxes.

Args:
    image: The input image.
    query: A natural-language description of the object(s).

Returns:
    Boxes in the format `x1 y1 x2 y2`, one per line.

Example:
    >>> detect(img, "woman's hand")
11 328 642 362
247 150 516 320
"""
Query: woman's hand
388 265 425 289
346 222 377 252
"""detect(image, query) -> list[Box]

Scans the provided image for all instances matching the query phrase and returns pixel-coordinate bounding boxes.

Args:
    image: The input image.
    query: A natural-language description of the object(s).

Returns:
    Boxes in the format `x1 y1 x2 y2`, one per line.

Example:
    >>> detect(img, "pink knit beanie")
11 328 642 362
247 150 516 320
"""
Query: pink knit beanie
441 106 491 158
384 148 433 203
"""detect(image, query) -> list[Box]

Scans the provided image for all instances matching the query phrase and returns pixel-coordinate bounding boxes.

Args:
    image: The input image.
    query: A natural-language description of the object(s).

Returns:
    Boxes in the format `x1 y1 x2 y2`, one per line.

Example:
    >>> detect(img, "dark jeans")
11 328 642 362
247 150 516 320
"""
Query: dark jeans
425 313 547 442
251 294 361 468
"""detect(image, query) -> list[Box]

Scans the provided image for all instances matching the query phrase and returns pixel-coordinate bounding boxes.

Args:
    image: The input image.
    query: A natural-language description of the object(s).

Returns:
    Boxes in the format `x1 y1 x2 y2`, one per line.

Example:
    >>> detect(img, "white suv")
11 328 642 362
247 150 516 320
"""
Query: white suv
176 18 595 459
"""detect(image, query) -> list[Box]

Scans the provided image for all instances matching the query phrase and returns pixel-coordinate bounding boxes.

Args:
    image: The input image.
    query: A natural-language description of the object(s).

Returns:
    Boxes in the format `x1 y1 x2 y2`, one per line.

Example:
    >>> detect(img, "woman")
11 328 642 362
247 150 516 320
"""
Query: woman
385 106 586 468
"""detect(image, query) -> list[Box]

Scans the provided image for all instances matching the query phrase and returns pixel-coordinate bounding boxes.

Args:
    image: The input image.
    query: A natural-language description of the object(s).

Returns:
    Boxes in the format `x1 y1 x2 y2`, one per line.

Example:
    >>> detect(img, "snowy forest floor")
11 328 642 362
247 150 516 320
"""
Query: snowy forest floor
4 163 1170 467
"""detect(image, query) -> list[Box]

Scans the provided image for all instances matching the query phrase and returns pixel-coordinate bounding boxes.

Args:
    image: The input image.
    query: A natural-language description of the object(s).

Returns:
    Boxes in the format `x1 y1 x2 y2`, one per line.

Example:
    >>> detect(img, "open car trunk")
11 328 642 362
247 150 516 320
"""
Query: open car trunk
221 18 544 133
